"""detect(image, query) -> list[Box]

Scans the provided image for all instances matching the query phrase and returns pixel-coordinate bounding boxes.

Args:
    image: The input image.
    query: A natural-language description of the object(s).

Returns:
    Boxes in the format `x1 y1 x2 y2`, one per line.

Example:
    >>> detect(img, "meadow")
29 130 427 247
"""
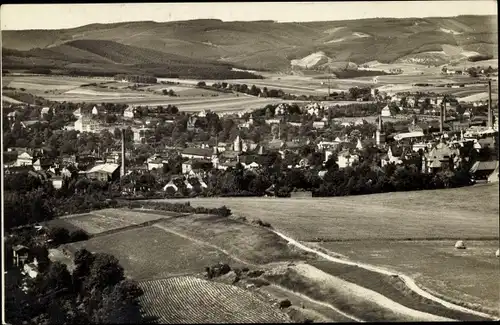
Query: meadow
139 276 290 323
66 225 239 281
315 240 500 314
57 208 179 235
164 184 499 241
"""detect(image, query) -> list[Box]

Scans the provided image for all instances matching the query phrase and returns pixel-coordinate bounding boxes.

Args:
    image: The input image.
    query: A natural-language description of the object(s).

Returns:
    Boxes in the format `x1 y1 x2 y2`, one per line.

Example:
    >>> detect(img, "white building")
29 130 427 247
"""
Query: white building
73 107 82 119
337 150 359 168
312 121 326 129
74 116 103 133
92 106 99 115
381 105 392 117
123 106 135 119
16 152 33 167
393 131 425 142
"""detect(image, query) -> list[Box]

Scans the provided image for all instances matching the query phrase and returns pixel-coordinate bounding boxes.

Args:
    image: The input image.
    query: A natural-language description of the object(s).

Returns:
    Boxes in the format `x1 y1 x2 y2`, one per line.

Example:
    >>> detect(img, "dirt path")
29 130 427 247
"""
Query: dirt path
271 229 498 320
293 263 452 322
265 284 364 322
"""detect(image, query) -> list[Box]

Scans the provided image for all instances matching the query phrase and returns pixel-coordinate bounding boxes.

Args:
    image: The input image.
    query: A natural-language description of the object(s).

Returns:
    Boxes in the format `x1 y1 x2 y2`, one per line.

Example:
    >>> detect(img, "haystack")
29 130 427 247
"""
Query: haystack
496 249 499 257
454 240 466 249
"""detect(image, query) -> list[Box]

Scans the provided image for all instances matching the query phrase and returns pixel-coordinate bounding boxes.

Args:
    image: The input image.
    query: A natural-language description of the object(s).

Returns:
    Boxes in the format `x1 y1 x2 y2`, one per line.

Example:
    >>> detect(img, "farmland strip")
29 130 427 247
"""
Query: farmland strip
152 223 254 266
272 229 498 320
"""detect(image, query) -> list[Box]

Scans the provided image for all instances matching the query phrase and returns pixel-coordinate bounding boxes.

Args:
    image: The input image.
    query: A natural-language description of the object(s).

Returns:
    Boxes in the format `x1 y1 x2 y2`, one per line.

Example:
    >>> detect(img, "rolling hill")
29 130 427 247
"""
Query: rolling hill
2 15 497 74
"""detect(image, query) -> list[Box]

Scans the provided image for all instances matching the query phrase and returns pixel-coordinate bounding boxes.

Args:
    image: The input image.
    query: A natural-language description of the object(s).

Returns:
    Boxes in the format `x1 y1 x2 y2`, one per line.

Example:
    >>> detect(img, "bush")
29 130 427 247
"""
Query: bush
251 219 272 228
48 227 70 245
279 299 292 309
69 230 89 242
247 270 265 278
205 262 231 278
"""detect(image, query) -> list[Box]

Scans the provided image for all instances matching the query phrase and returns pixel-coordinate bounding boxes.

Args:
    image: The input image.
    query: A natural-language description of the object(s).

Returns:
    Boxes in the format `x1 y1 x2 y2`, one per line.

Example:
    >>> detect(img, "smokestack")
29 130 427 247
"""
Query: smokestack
440 99 445 134
120 128 125 177
488 80 492 128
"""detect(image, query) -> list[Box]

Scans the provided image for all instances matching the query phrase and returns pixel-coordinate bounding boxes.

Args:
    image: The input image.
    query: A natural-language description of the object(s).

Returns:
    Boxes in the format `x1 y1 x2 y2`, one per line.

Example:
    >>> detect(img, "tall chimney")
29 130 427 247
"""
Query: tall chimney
440 98 445 134
120 128 126 177
488 80 492 128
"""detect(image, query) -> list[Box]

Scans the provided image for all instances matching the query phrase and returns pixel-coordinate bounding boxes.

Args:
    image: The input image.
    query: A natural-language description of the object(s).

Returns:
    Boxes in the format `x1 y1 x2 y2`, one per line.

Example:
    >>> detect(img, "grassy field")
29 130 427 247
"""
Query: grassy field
315 240 500 314
66 226 238 281
263 263 451 322
139 276 290 323
309 259 493 320
256 284 356 322
154 213 310 265
58 208 179 235
164 184 499 241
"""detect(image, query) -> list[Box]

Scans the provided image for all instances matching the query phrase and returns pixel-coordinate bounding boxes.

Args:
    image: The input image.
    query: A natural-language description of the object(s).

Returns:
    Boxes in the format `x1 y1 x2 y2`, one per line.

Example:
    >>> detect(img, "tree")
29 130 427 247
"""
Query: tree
93 279 144 324
48 227 70 245
84 253 125 292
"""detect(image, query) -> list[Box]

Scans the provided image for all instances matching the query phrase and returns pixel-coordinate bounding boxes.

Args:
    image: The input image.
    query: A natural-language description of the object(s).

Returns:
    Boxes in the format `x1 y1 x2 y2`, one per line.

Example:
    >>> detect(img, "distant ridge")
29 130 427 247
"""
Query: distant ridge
2 15 497 72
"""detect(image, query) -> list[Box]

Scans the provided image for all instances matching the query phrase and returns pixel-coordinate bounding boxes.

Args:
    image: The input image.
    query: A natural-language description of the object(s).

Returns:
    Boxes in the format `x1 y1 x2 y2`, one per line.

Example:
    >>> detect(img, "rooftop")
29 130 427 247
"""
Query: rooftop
86 163 120 174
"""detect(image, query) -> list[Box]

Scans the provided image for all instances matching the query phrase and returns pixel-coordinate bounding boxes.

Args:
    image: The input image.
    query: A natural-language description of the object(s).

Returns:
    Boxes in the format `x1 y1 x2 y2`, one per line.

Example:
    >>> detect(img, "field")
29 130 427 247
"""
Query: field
57 208 181 235
159 184 499 316
263 263 452 322
315 240 500 313
66 226 238 281
139 276 290 323
256 284 356 322
153 213 309 265
163 184 499 241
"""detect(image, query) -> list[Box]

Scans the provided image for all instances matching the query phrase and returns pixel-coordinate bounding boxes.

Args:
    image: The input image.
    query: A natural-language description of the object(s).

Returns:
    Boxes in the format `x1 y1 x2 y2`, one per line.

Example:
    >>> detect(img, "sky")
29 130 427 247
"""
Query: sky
1 1 497 30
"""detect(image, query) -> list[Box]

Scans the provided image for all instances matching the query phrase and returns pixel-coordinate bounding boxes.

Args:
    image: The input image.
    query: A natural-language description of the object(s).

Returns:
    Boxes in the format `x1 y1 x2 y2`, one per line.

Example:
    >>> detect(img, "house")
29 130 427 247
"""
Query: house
287 121 302 127
40 107 51 118
470 161 499 180
86 163 120 182
187 116 198 131
243 161 260 170
7 110 20 121
422 142 459 173
218 161 239 170
382 145 407 166
123 106 135 119
73 107 82 119
33 158 53 171
337 150 359 168
381 105 392 117
16 152 34 167
412 142 432 152
23 260 39 279
393 131 425 142
266 139 284 151
324 150 335 163
147 155 168 171
312 121 326 129
354 119 365 126
182 159 208 174
51 176 63 189
12 245 29 266
317 141 340 151
74 116 103 133
265 118 281 125
284 139 309 153
181 147 213 160
163 178 179 192
92 106 99 115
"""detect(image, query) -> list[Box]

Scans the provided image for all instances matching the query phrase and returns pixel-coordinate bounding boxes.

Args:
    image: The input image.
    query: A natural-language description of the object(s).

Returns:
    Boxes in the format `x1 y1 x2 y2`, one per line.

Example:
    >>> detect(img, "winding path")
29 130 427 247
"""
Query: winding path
271 229 498 320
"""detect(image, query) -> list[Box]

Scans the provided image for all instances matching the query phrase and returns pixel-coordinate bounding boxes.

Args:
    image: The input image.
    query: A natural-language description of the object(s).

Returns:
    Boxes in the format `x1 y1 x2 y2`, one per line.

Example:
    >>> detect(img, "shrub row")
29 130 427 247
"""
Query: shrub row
119 200 232 217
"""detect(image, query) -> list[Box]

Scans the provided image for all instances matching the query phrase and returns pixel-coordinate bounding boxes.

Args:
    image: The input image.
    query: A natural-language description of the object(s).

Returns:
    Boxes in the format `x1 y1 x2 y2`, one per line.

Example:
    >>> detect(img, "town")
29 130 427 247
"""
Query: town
3 3 499 325
4 81 498 198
